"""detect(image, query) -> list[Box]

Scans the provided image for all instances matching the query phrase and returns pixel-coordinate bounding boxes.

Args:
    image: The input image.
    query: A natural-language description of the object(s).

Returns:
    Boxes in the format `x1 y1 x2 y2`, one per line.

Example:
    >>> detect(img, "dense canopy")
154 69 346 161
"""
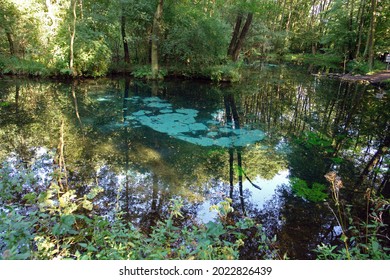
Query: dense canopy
0 0 389 77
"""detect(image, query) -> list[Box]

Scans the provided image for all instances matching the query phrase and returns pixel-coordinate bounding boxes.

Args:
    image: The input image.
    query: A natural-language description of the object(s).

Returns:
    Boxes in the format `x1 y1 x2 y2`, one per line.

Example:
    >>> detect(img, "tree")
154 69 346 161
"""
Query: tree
69 0 77 74
0 0 17 55
121 7 130 64
151 0 164 79
364 0 378 71
161 2 229 69
228 12 253 61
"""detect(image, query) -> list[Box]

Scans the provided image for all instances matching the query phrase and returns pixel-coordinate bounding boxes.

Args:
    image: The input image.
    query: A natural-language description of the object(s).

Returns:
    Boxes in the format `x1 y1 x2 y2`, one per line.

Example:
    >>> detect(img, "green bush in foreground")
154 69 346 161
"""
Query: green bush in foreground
0 170 276 260
0 195 270 260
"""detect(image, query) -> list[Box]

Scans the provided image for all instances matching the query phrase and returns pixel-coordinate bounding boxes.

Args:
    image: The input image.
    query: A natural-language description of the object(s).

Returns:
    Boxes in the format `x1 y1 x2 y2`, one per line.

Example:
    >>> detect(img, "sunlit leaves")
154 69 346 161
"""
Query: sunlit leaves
162 3 229 68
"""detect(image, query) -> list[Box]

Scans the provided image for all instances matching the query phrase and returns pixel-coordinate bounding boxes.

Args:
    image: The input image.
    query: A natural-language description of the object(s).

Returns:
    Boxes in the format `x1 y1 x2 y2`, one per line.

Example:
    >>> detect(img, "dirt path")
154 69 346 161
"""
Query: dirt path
340 70 390 84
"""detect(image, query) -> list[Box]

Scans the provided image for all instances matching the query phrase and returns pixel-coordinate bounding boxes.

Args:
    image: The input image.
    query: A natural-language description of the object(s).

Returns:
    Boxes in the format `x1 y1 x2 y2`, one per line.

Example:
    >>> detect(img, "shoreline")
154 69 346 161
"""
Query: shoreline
314 70 390 86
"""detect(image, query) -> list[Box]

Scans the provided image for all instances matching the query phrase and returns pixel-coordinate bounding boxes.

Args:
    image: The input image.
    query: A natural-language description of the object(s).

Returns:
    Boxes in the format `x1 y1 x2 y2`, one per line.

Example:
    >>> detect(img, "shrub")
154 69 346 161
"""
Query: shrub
207 63 242 83
0 157 278 260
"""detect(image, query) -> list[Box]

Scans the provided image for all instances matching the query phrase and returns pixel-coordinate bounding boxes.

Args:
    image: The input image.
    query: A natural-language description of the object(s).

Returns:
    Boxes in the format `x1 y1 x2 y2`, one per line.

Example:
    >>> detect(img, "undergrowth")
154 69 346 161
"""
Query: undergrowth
0 156 278 260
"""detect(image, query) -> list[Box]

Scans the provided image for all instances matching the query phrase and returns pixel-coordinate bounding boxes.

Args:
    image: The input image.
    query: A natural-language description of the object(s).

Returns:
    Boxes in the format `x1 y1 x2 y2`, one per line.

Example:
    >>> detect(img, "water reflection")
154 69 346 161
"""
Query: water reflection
0 66 388 259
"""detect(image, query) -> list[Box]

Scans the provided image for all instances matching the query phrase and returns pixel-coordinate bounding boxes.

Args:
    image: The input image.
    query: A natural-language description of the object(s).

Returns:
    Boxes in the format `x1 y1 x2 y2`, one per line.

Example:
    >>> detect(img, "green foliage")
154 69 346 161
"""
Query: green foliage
290 177 328 202
1 0 389 77
314 175 390 260
74 39 112 77
0 160 278 260
162 4 230 70
315 198 390 260
285 53 342 71
296 131 335 155
0 55 49 76
132 65 167 80
207 63 242 82
0 159 37 202
346 59 387 75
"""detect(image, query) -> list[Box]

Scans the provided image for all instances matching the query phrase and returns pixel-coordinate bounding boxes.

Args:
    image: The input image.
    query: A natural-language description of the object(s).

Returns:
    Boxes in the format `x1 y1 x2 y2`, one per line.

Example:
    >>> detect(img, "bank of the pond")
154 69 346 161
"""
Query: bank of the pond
313 70 390 87
0 54 243 83
340 70 390 85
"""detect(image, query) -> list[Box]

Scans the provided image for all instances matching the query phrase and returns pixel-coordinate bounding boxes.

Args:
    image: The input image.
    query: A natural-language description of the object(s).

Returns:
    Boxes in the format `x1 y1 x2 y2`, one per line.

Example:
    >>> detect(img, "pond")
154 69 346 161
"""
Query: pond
0 65 389 259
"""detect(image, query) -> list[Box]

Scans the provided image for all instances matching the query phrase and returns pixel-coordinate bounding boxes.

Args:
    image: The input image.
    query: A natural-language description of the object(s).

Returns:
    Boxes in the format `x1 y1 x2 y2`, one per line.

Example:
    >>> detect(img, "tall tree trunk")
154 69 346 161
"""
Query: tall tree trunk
121 12 130 64
228 13 253 61
355 0 366 59
69 0 77 75
347 0 355 60
151 0 164 79
364 0 378 71
279 0 287 31
228 15 243 58
310 0 318 55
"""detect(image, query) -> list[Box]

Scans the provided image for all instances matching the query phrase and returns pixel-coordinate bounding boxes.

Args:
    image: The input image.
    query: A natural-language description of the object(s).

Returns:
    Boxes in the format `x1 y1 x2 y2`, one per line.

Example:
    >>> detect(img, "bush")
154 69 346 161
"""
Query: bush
0 158 277 260
346 59 387 75
0 55 50 76
285 53 342 71
206 62 242 83
132 65 167 80
74 40 112 77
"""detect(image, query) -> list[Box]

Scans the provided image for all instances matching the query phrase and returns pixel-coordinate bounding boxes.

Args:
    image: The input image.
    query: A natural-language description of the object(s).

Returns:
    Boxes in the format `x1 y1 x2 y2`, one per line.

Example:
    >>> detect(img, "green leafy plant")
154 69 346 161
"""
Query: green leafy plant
207 63 242 83
132 65 167 80
0 156 280 260
290 177 328 202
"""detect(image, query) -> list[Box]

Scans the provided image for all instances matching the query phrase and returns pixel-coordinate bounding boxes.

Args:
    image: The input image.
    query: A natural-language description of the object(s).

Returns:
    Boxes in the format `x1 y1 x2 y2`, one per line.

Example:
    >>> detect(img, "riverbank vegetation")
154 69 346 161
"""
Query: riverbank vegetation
1 0 389 79
0 155 279 260
0 154 388 260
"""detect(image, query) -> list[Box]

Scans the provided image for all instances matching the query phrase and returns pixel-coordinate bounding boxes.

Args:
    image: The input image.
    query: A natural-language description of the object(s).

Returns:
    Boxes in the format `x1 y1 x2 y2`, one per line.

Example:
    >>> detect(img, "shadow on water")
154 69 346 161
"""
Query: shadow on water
0 65 389 259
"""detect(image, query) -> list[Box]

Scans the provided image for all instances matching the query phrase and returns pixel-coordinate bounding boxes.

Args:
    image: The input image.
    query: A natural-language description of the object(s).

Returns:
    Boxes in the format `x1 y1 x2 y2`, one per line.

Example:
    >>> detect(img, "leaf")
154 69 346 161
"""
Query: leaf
86 187 104 200
371 240 380 252
340 234 348 243
82 200 93 211
23 193 37 204
61 215 76 227
206 222 226 237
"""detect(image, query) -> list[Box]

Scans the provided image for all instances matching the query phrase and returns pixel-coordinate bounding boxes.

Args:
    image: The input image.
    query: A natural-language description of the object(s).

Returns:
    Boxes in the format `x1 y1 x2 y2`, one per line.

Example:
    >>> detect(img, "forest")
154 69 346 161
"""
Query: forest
0 0 389 79
0 0 389 261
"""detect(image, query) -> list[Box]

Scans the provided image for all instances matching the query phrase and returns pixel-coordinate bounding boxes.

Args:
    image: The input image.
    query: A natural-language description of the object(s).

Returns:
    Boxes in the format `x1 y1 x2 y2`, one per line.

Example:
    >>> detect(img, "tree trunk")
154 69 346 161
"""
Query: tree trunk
69 0 77 75
347 0 355 60
6 32 15 55
354 0 366 59
151 0 164 79
364 0 378 71
228 13 253 61
121 12 130 64
228 14 243 58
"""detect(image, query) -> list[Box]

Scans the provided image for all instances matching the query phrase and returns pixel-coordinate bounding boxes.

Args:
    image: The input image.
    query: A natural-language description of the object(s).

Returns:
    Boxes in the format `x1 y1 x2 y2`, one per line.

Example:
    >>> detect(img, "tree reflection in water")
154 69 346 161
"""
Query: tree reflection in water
0 66 388 259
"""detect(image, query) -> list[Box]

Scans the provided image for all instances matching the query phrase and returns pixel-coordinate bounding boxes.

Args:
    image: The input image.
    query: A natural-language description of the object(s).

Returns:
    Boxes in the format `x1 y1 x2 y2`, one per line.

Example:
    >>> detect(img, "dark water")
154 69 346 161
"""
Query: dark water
0 65 389 259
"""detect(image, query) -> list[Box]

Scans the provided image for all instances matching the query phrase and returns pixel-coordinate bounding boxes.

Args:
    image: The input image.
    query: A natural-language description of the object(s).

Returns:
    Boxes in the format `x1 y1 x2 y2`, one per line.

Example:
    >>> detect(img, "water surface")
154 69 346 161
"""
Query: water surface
0 65 388 259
